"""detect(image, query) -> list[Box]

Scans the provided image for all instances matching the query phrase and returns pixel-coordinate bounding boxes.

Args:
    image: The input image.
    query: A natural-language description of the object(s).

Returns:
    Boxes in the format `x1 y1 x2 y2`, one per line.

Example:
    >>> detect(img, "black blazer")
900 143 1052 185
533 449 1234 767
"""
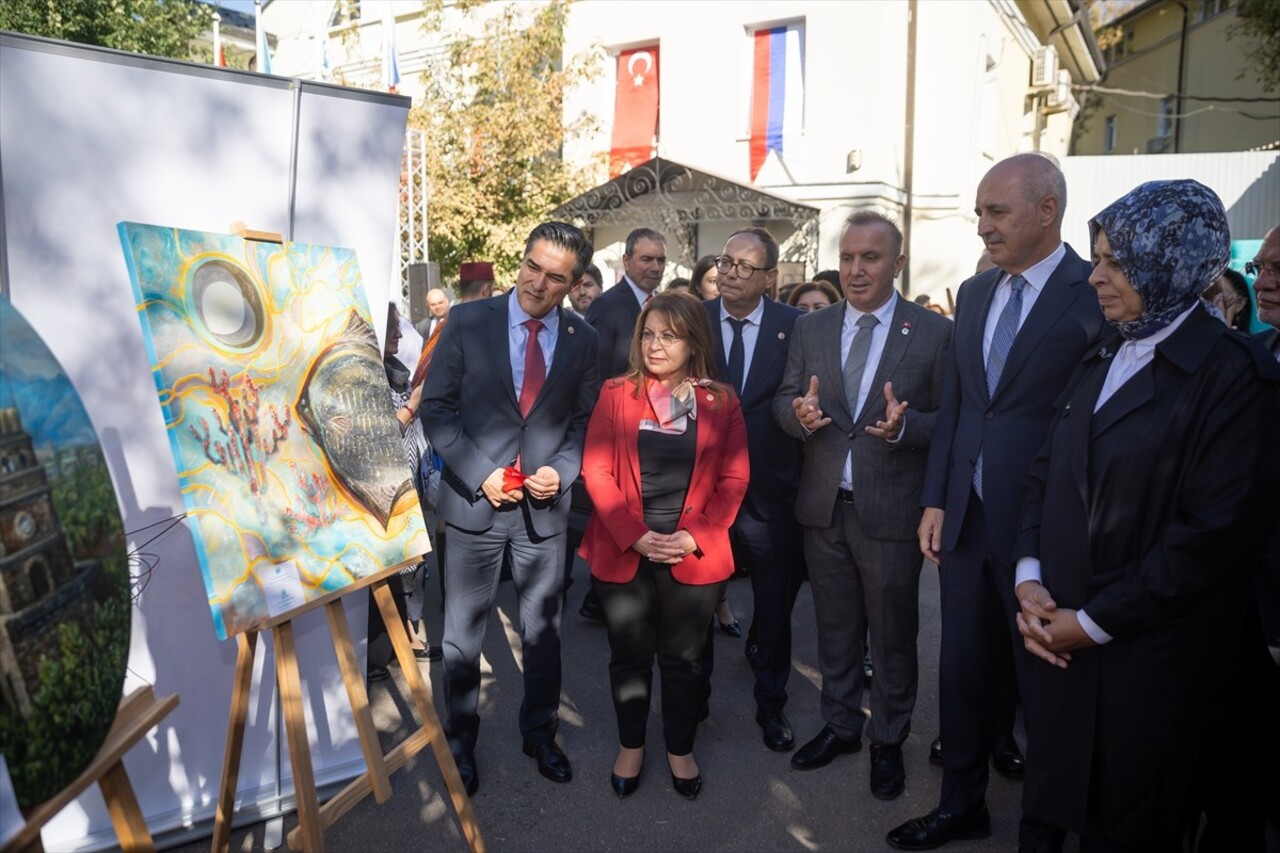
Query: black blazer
704 297 802 520
584 277 644 379
921 245 1102 564
420 294 600 537
1016 306 1280 842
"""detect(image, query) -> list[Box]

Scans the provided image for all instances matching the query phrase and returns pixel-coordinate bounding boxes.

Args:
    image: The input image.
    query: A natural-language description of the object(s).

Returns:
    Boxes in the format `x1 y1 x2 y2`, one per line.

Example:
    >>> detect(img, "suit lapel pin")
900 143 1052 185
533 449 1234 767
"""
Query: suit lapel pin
567 325 576 335
777 331 786 340
705 393 714 401
901 321 911 336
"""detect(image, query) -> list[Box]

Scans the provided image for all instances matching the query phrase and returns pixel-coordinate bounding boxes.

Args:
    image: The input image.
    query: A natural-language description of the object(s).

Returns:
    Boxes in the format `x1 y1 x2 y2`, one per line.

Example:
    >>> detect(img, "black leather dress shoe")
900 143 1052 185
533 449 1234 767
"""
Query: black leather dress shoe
929 736 943 765
454 751 479 796
523 741 573 783
992 734 1025 779
869 742 905 800
790 725 861 770
578 591 605 621
670 772 702 800
755 708 795 752
610 772 640 799
885 806 991 850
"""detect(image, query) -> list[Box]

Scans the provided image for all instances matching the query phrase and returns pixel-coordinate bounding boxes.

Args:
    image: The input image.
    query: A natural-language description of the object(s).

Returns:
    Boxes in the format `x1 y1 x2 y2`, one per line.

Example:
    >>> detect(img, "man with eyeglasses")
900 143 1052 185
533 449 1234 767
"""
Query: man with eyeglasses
701 227 805 752
774 211 951 802
1251 226 1280 357
421 222 600 796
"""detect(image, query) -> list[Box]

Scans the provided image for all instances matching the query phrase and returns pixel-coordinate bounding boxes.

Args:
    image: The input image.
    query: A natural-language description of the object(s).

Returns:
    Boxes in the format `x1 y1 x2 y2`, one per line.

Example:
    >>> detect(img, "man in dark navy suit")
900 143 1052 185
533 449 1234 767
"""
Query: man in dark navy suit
703 227 805 752
421 222 600 796
584 227 667 379
888 154 1102 850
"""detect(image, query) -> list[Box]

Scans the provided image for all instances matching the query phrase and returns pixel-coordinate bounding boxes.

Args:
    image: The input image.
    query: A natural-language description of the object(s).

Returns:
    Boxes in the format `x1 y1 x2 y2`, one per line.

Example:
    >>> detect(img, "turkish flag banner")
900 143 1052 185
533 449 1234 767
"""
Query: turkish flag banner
609 46 659 178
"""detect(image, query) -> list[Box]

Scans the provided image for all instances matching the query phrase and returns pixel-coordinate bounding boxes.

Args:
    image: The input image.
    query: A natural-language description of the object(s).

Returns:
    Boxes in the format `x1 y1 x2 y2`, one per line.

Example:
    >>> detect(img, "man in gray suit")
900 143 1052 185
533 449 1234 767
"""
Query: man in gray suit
774 211 951 800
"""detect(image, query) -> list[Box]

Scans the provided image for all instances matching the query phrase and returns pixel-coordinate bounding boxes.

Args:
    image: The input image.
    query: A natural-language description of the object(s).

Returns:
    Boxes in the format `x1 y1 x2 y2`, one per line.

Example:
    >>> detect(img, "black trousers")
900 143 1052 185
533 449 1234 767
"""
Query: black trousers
594 560 723 755
440 509 566 756
731 501 805 711
938 489 1028 816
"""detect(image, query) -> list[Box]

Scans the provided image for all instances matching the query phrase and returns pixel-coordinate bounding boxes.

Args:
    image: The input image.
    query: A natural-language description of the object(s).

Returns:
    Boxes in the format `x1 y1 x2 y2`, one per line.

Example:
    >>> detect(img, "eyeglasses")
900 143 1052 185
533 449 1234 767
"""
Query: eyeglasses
640 330 684 347
1245 259 1280 279
714 256 773 278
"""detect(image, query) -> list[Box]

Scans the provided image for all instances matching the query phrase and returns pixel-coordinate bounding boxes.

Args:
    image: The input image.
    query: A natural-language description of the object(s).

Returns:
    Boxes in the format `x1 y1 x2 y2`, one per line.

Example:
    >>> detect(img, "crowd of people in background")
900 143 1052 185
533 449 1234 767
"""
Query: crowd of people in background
377 152 1280 853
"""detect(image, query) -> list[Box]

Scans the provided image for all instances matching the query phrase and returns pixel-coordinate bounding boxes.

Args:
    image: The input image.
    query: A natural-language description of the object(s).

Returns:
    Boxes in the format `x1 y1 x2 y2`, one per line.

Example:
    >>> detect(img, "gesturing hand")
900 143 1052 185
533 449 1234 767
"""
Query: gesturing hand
865 381 908 441
792 375 832 432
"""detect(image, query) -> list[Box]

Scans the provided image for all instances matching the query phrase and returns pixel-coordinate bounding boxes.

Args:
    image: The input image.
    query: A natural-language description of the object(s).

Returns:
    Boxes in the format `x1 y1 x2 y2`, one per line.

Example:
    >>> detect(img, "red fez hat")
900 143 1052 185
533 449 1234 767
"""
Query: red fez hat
459 261 494 281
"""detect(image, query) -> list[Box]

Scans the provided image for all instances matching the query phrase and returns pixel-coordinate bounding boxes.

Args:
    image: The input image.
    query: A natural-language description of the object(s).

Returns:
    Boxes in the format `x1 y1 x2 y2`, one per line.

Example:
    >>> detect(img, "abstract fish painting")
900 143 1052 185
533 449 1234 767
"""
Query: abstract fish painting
118 224 429 640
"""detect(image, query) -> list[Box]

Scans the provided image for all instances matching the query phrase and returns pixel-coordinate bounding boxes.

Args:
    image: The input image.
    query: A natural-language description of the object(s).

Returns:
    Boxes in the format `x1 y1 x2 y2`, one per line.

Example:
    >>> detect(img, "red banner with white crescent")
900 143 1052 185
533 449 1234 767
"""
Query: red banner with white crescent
609 46 659 178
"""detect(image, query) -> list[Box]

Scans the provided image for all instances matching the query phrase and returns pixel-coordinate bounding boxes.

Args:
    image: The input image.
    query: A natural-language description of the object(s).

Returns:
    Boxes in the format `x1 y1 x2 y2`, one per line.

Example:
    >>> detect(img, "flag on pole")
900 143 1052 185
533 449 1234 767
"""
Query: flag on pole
255 0 273 75
212 12 226 67
382 5 401 93
748 25 803 182
609 46 659 178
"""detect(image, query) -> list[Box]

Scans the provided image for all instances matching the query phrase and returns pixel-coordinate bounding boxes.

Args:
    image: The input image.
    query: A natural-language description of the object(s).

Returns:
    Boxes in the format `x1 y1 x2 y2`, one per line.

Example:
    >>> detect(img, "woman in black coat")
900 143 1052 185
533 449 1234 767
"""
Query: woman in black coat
1012 180 1280 851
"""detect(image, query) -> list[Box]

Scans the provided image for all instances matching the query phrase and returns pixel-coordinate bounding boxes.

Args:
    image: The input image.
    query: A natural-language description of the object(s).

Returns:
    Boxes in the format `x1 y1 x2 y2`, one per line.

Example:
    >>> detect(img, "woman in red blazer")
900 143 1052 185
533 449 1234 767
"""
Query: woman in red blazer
579 290 749 801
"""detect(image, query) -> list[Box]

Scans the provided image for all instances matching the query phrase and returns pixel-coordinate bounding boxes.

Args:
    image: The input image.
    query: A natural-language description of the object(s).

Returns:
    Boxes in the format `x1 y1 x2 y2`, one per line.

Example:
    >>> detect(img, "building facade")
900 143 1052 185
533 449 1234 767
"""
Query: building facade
1073 0 1280 156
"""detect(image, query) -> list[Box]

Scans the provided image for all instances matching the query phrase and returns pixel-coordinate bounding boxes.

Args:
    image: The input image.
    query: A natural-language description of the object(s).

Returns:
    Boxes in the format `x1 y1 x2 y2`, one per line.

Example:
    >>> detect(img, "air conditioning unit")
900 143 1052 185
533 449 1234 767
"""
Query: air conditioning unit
1045 69 1072 110
1146 135 1172 154
1031 46 1058 89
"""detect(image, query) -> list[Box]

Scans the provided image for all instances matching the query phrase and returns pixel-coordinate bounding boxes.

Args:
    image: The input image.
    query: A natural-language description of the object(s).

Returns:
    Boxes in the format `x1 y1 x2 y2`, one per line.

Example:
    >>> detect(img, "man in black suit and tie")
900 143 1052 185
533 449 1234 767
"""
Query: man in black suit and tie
584 227 667 379
702 228 804 752
576 228 667 622
775 212 951 800
420 222 600 796
887 153 1103 850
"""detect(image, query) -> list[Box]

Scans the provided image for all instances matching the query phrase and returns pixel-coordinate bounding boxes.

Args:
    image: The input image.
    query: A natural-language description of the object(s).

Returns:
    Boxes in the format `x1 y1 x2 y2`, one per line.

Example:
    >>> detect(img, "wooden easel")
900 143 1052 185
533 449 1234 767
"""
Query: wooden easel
209 569 484 853
3 686 180 853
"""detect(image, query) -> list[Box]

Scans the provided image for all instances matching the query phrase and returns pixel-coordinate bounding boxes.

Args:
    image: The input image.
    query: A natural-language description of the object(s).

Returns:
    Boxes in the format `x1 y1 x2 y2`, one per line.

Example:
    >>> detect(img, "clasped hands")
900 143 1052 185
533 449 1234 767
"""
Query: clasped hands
791 376 908 441
1014 580 1096 669
632 529 698 564
481 466 560 507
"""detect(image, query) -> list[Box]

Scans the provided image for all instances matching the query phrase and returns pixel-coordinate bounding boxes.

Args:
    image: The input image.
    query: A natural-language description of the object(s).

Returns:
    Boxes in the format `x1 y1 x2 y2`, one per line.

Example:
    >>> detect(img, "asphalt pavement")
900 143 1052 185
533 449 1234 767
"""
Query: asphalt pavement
171 554 1028 852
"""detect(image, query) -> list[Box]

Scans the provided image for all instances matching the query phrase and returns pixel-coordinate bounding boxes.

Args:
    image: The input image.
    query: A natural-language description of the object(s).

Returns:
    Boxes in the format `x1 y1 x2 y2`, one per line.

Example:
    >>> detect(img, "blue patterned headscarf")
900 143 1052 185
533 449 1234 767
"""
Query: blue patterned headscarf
1088 179 1230 340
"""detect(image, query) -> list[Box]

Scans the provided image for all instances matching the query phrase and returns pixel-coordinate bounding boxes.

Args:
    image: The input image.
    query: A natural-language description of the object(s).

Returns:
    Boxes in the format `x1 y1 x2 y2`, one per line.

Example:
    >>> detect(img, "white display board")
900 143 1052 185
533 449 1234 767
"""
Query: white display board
0 33 410 850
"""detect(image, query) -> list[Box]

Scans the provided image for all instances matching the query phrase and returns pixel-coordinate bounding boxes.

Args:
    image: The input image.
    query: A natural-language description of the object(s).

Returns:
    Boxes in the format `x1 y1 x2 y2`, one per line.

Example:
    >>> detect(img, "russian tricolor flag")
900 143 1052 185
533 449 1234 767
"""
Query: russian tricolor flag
749 25 803 182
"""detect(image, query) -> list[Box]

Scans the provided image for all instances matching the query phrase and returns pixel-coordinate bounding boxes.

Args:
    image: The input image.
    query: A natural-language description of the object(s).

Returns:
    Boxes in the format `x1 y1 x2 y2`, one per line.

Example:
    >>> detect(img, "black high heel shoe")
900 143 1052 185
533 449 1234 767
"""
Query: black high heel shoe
610 772 640 799
670 772 702 800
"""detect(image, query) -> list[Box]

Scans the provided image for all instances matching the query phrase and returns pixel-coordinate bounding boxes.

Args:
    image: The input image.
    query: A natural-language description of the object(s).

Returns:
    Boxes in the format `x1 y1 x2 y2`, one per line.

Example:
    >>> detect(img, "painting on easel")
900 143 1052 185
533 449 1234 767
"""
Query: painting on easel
0 297 131 810
118 224 429 640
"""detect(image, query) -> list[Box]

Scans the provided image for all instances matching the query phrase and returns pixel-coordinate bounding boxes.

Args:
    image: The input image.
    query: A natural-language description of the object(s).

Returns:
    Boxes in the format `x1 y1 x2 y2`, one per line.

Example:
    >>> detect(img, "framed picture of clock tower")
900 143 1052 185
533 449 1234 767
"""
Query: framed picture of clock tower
0 297 131 811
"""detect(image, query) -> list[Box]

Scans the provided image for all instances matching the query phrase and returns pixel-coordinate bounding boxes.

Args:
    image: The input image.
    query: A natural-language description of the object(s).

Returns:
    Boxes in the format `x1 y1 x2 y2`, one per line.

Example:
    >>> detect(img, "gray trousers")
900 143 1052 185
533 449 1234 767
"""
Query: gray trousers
803 500 923 746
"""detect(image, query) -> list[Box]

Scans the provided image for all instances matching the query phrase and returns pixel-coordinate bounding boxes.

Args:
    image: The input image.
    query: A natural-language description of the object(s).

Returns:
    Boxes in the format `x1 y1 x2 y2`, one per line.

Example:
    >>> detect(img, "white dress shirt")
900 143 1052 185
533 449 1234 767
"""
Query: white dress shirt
624 276 652 309
719 298 766 387
1015 304 1196 645
507 290 560 399
982 242 1066 363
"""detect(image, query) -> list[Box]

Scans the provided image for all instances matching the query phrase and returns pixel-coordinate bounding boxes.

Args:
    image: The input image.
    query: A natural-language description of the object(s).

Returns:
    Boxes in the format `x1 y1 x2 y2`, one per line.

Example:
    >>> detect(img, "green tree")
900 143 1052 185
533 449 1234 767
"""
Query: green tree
412 0 602 284
1230 0 1280 93
0 0 206 60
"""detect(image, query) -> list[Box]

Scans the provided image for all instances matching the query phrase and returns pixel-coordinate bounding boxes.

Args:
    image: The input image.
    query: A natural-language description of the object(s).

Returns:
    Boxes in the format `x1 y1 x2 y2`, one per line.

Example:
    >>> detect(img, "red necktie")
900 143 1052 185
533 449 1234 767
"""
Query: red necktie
519 319 545 416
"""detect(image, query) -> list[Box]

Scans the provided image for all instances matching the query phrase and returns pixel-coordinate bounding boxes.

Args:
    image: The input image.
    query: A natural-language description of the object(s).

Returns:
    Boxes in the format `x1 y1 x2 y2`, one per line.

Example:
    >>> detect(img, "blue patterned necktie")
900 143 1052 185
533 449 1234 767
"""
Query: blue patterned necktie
974 274 1026 498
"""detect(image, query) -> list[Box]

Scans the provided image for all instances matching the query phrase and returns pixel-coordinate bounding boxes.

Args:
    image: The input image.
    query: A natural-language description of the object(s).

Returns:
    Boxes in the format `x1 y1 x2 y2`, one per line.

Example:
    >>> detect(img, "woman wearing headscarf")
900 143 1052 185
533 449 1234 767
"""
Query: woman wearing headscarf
1011 180 1280 850
579 291 748 801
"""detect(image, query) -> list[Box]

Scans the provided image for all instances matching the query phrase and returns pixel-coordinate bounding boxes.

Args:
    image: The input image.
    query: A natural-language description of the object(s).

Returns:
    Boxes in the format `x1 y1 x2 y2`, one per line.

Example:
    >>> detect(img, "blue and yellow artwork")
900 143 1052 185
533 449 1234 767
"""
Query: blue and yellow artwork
118 224 428 640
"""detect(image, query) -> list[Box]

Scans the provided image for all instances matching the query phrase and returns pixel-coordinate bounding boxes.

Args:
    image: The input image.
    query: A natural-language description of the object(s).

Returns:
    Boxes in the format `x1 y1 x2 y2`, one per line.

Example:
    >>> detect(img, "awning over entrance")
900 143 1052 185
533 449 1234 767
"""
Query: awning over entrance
552 157 819 271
